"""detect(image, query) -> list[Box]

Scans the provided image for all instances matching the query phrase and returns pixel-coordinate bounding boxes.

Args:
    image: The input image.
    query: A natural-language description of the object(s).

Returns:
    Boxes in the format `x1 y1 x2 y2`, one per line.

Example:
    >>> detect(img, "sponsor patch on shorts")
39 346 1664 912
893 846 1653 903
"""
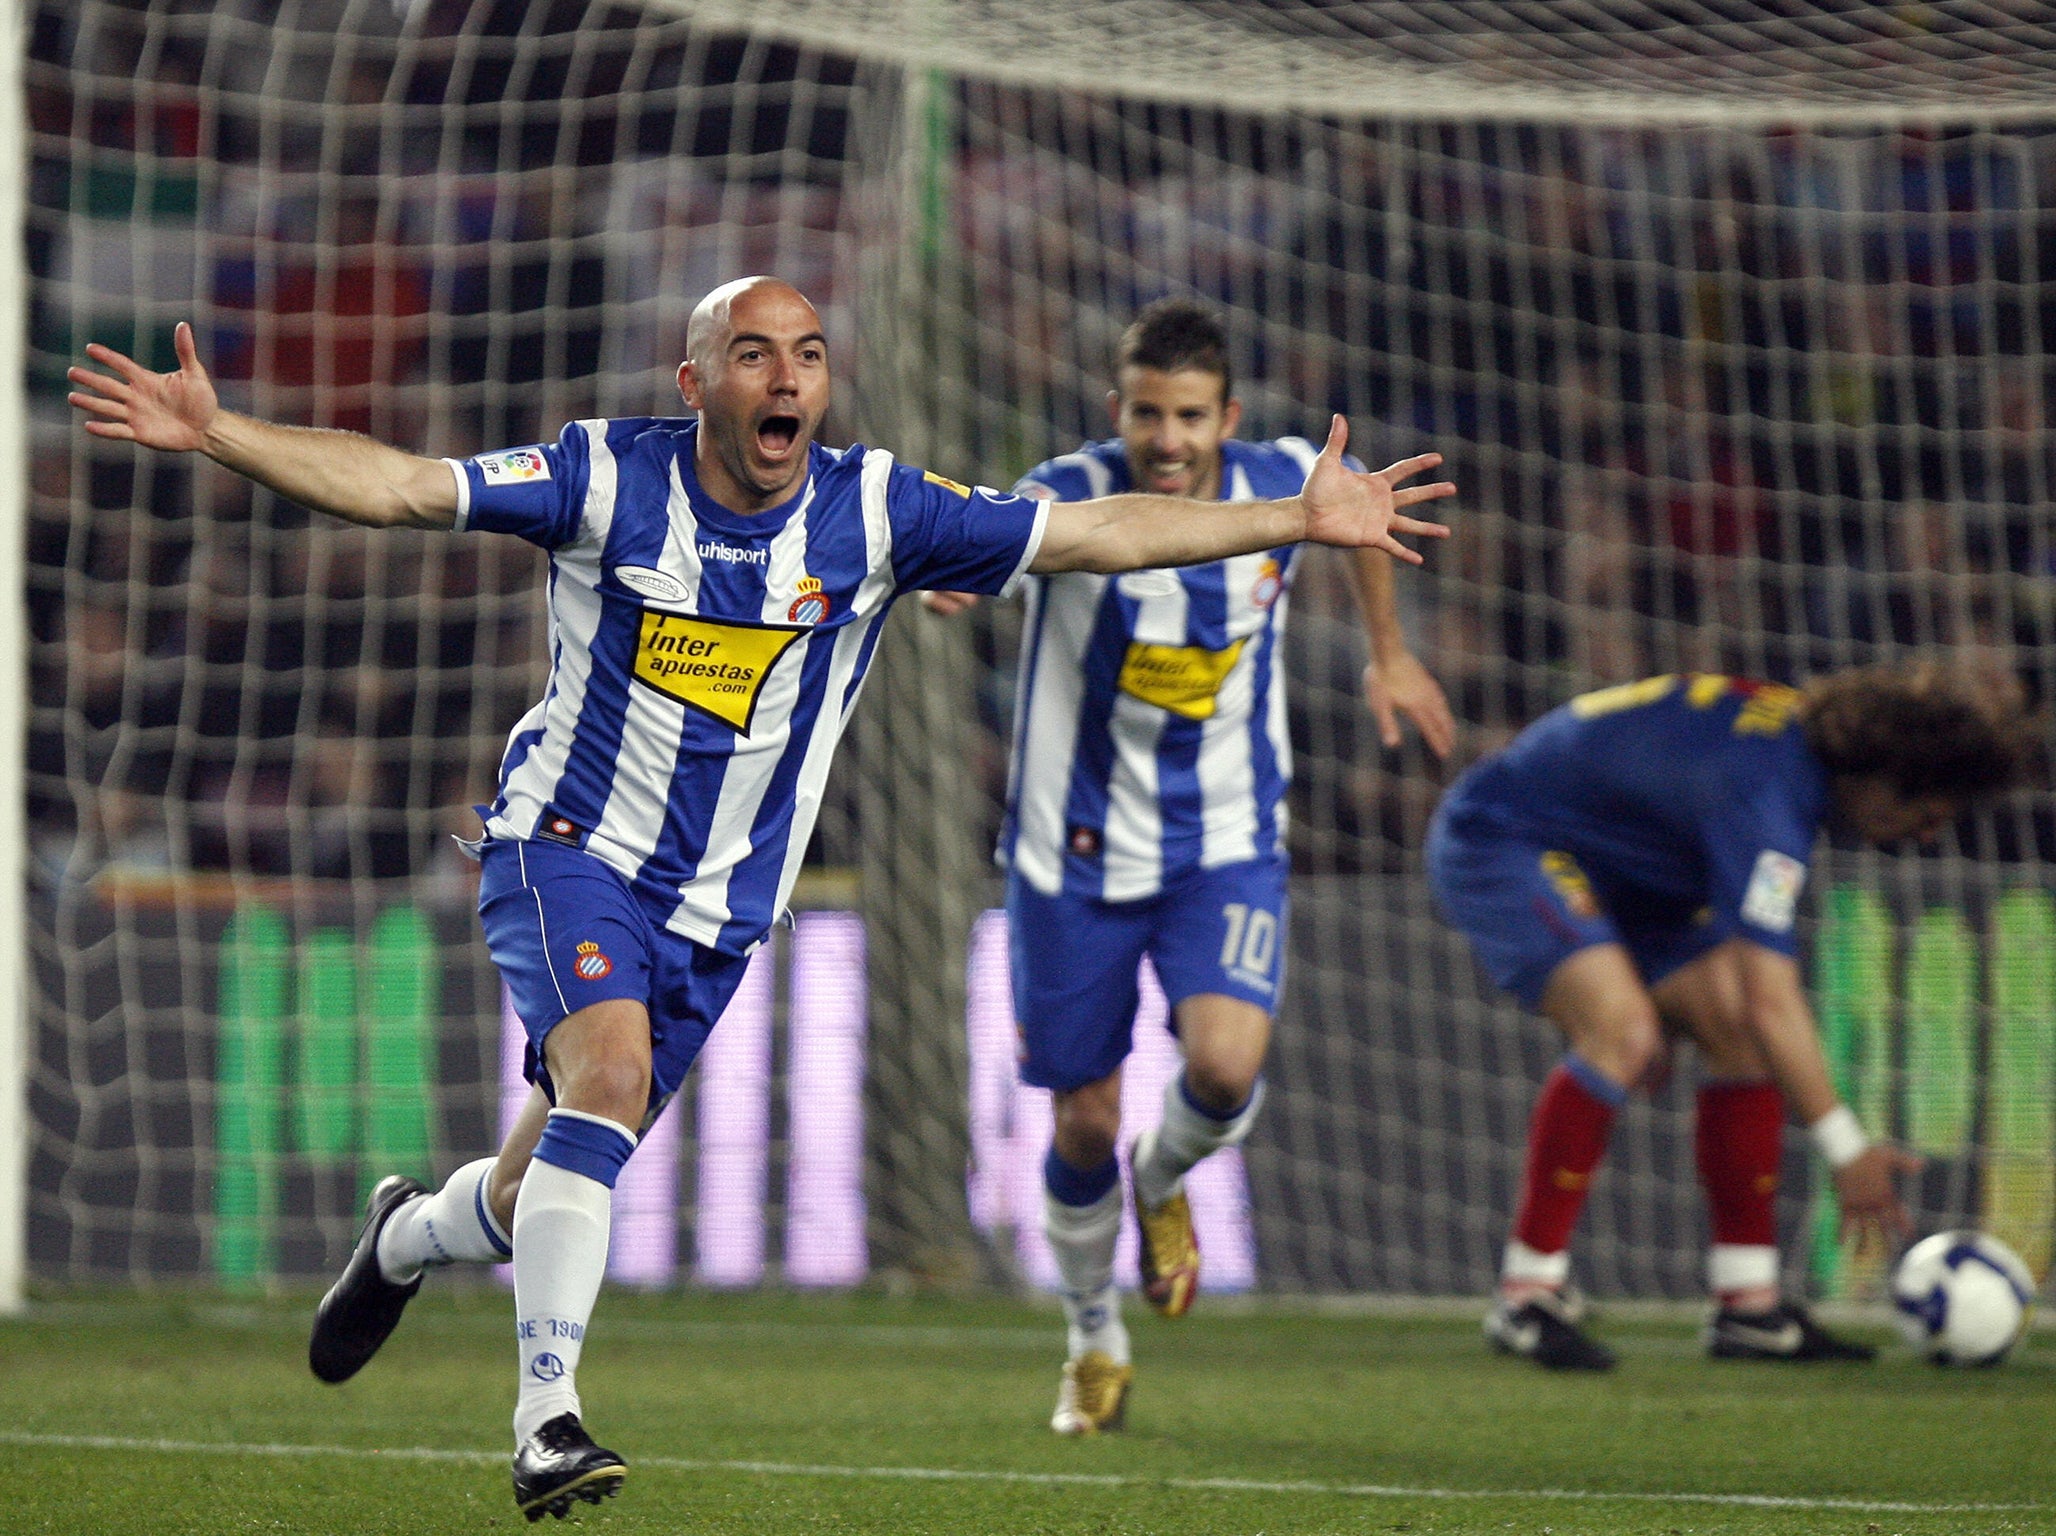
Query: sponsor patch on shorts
1540 850 1601 919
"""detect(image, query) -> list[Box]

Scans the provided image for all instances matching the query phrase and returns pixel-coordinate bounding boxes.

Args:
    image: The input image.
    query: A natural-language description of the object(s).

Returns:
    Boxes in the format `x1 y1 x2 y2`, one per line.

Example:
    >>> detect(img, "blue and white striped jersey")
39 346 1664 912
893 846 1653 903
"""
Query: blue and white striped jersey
449 418 1046 954
1000 437 1320 902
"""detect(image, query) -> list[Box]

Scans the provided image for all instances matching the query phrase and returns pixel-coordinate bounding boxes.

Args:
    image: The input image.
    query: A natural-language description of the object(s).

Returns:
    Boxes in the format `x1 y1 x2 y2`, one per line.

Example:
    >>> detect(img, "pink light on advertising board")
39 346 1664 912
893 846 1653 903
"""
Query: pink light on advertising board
785 911 868 1285
607 1070 681 1287
964 909 1021 1237
494 986 527 1288
694 947 775 1287
497 910 1238 1299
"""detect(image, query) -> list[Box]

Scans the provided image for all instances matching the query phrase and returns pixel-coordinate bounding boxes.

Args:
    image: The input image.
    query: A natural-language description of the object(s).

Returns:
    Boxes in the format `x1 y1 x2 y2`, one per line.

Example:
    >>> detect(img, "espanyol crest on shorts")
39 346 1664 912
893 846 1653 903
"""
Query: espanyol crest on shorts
573 941 613 980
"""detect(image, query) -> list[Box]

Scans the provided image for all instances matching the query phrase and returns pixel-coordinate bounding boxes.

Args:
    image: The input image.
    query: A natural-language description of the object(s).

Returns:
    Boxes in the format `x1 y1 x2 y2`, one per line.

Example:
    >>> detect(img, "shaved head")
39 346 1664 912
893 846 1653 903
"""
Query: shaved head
686 276 815 365
677 276 832 514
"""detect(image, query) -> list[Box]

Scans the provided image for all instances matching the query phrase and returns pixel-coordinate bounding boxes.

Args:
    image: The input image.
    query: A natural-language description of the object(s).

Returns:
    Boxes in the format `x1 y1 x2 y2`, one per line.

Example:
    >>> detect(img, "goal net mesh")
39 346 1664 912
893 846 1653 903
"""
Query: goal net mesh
27 0 2056 1300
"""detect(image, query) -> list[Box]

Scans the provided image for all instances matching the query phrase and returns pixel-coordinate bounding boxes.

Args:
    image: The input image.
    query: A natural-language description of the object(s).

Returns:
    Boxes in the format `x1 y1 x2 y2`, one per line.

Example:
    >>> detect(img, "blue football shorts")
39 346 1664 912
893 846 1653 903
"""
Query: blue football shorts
477 837 752 1114
1425 801 1722 1010
1007 854 1289 1093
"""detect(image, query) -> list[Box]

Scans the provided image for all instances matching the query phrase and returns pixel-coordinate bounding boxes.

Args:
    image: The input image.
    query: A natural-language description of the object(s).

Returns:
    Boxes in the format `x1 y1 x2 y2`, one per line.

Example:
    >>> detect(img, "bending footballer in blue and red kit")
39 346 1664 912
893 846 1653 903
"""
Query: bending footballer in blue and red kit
1427 666 2034 1371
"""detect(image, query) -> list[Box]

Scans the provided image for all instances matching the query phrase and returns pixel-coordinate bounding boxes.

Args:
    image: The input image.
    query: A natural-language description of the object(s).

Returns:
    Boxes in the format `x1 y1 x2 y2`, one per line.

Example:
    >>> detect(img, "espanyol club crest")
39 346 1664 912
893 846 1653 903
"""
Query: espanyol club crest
787 576 830 625
1249 557 1282 610
573 941 612 981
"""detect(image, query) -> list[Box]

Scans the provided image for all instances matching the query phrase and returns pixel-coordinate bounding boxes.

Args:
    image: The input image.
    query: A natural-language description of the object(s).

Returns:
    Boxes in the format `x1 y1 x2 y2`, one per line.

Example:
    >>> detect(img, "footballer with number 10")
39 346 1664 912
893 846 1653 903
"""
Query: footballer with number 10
69 277 1454 1520
931 299 1455 1434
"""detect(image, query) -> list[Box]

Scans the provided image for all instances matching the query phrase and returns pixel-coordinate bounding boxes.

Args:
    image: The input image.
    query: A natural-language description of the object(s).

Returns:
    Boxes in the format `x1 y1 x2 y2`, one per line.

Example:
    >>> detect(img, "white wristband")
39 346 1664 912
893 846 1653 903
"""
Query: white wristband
1809 1105 1869 1169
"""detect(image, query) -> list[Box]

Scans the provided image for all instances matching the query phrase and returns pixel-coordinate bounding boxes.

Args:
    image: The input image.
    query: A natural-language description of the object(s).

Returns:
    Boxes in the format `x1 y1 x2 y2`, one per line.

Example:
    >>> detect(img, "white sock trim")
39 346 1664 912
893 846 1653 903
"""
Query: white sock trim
477 1179 513 1253
374 1193 430 1285
545 1106 641 1144
1501 1240 1571 1287
1708 1244 1780 1296
376 1158 511 1283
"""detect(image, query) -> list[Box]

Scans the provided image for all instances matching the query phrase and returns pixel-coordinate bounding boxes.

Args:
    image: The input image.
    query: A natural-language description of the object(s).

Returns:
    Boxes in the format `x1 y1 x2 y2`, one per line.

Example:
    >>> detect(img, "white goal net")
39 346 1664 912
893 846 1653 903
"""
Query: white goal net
24 0 2056 1302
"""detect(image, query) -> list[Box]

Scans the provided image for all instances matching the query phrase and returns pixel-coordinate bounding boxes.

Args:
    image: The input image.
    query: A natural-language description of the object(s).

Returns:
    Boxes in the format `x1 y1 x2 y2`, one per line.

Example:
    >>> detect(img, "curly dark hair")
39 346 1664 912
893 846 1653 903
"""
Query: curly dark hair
1115 298 1232 402
1800 662 2041 800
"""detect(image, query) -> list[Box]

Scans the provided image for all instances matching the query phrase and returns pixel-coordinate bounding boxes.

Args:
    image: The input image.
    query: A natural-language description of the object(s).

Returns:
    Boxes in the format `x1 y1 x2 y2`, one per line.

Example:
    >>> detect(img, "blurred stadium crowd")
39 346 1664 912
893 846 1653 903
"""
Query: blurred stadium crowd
29 2 2056 892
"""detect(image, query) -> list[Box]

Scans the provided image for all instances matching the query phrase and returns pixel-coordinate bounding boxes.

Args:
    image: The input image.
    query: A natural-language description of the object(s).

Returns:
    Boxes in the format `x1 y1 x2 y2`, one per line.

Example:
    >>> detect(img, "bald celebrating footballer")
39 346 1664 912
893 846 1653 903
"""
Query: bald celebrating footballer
69 277 1453 1520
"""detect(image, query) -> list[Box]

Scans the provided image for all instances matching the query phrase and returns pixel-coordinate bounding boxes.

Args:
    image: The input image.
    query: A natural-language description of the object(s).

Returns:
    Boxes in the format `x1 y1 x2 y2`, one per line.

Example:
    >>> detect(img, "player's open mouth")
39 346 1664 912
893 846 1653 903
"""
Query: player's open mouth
757 415 801 455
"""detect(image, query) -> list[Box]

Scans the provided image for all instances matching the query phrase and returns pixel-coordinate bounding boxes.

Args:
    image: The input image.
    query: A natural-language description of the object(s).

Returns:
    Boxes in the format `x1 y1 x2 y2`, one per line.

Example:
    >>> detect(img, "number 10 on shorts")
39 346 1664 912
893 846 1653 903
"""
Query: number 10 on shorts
1220 902 1278 983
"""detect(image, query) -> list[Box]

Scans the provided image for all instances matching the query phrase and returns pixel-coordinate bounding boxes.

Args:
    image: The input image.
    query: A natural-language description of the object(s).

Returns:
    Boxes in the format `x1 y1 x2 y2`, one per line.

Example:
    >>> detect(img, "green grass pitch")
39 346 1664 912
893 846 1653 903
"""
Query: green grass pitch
0 1289 2049 1535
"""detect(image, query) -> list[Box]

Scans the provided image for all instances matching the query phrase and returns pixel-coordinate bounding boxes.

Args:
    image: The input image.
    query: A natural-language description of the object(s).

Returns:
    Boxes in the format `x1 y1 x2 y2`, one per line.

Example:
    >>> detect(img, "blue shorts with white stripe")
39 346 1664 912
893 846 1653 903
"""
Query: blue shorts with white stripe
1007 853 1288 1093
478 837 752 1113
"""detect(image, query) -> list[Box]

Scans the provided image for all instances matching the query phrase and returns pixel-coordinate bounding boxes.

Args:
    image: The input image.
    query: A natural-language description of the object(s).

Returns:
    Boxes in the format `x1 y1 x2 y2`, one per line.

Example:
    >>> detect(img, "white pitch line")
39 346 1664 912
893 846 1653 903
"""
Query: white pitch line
0 1431 2040 1516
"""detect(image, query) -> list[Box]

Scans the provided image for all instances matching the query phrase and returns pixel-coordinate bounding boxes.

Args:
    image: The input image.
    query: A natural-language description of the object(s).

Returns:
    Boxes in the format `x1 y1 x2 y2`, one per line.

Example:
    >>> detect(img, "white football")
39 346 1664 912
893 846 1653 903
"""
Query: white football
1890 1230 2037 1366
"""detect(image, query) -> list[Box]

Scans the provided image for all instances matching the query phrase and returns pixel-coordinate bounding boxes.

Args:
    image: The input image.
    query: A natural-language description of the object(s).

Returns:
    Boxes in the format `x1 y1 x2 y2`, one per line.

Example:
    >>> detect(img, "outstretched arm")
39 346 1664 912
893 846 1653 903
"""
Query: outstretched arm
1737 944 1918 1247
68 321 458 530
1347 546 1456 758
1030 415 1451 575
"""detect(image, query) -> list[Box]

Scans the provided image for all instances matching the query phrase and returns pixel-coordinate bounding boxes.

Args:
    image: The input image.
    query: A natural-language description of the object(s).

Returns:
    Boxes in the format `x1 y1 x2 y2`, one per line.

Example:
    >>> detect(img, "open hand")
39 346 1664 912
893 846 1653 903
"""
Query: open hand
67 320 219 453
1835 1143 1922 1252
1301 416 1454 563
1363 651 1456 758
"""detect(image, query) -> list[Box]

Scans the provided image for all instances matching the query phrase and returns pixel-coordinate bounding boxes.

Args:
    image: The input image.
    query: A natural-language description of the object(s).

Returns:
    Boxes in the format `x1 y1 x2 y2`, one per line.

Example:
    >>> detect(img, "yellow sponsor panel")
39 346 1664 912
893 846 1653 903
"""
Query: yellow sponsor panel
633 611 807 735
1117 638 1246 721
922 470 971 497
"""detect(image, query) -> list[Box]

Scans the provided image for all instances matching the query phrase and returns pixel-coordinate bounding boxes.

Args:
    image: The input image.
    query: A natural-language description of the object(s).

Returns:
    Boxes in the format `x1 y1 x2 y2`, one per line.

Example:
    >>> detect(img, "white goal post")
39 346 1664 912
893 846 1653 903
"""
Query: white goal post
0 0 29 1317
